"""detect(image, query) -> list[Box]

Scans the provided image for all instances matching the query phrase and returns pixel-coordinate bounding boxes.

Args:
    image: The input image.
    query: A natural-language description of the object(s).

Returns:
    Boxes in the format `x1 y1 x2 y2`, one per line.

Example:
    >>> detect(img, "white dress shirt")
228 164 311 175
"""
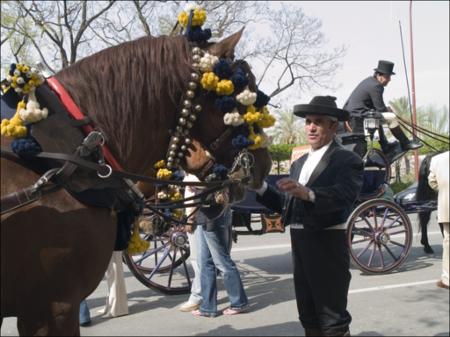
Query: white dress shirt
298 141 333 185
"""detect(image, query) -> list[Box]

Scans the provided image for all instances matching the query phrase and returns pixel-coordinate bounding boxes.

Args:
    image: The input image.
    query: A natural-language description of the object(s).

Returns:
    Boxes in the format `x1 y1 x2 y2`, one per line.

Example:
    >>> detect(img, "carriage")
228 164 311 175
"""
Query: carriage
121 110 441 296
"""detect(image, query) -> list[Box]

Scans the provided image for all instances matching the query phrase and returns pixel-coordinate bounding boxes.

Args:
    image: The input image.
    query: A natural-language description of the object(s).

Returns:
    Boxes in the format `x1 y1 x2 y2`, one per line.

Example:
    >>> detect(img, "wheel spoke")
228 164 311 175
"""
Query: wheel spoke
372 207 378 229
147 247 171 280
382 243 398 261
377 243 385 268
362 215 375 231
389 240 406 248
134 244 166 265
380 208 389 229
368 242 376 267
167 247 178 288
388 229 406 236
383 215 401 230
357 239 374 259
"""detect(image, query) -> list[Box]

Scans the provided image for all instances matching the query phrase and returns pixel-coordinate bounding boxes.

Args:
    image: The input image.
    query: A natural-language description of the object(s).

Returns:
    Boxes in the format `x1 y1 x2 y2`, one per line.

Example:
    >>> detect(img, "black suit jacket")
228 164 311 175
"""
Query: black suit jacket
257 141 364 230
343 76 388 133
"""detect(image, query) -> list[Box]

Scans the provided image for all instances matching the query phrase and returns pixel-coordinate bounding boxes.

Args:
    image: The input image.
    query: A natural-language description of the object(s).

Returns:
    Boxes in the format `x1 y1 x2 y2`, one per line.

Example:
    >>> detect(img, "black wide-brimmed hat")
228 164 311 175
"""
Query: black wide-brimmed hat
374 60 395 75
293 95 349 121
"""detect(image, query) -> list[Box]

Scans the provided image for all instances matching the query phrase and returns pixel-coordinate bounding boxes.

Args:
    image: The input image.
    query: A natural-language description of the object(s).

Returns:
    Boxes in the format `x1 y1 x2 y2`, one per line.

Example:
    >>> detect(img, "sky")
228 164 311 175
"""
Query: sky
267 1 449 111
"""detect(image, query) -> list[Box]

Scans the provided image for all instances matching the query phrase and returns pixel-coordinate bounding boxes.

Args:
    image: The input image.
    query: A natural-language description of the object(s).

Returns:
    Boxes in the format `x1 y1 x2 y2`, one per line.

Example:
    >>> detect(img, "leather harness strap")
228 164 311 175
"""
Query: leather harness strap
46 77 124 171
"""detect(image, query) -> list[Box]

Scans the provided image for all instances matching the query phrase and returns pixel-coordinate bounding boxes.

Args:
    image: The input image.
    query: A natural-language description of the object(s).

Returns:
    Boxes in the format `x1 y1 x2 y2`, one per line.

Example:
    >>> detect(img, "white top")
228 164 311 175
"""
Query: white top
254 141 332 196
428 151 449 223
298 141 333 185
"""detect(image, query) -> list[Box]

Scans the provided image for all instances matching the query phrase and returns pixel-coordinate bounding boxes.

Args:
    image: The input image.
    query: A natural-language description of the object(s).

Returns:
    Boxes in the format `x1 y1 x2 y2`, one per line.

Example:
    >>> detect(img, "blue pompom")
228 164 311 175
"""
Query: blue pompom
172 170 185 181
231 69 249 92
9 64 16 76
232 134 254 149
212 164 229 179
213 59 233 79
186 27 212 43
214 96 236 113
11 137 42 158
254 90 270 108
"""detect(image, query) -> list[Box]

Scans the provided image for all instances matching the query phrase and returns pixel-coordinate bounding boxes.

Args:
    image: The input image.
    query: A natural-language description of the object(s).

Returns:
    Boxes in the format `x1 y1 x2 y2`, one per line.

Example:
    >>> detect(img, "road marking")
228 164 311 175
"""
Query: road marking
232 243 291 253
349 279 438 294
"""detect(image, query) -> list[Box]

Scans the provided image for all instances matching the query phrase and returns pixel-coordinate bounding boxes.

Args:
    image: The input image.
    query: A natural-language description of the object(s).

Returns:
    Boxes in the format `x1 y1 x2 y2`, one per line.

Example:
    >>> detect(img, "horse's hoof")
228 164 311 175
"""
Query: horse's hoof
423 245 434 254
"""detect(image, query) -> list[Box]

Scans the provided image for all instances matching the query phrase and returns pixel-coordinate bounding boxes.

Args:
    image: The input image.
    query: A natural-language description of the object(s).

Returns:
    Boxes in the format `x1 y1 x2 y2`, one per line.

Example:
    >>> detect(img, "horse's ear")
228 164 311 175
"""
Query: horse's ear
207 27 245 59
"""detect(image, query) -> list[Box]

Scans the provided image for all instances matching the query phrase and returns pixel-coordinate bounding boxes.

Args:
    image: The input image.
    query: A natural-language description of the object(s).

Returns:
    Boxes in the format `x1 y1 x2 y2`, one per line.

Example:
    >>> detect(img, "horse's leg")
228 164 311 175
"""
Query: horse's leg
17 300 79 336
419 211 434 254
2 158 116 336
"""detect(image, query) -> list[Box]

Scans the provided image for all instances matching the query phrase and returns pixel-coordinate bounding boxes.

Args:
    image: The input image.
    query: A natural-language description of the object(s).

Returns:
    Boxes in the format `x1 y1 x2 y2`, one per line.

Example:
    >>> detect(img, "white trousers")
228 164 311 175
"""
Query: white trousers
442 223 449 286
381 112 399 128
100 251 129 317
187 231 202 304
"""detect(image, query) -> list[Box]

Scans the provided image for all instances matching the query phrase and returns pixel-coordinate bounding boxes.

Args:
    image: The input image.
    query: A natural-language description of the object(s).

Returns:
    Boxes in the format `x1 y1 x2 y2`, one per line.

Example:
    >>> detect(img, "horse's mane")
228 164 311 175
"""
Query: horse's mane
55 35 193 171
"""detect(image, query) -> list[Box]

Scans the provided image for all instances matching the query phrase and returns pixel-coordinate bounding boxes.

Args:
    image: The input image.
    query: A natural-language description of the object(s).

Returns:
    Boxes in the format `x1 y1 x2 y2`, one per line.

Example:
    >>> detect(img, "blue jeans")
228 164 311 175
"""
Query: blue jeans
196 207 248 315
79 299 91 325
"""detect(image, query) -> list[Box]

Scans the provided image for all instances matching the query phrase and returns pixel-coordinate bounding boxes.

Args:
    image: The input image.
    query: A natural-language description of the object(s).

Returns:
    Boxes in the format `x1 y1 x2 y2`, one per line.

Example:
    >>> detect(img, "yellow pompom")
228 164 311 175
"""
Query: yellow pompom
170 191 183 201
200 72 219 91
157 168 173 180
127 222 150 255
178 11 189 27
243 110 262 124
215 80 234 96
249 134 263 150
258 112 276 128
1 110 27 138
191 9 207 27
154 160 166 169
172 209 184 220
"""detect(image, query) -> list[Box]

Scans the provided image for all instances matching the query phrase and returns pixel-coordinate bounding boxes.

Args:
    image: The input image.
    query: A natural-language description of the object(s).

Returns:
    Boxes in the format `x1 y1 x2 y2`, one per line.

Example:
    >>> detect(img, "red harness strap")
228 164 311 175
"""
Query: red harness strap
46 77 124 171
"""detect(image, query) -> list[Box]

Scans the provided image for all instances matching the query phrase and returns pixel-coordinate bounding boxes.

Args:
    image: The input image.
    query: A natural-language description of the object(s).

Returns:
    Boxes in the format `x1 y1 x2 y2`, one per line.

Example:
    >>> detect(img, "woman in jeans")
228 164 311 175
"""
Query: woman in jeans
192 206 248 317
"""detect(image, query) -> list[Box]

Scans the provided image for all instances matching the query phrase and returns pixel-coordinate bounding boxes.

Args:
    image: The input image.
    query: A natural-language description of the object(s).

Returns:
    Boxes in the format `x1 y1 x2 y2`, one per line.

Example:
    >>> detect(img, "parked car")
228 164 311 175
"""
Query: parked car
393 182 418 205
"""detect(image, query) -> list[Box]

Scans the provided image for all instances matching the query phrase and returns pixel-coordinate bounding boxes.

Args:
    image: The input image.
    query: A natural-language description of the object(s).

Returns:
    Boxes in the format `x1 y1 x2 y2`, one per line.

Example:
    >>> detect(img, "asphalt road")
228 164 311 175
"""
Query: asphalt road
1 213 449 336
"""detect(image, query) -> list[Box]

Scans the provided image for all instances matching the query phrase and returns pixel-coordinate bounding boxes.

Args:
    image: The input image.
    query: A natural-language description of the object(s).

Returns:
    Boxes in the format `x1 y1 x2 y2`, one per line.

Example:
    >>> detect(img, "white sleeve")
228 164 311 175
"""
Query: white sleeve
253 181 268 196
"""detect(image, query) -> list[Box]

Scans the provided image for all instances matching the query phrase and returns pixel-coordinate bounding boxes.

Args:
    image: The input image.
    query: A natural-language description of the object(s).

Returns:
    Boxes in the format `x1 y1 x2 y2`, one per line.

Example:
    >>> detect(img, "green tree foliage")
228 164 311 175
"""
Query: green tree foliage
268 143 296 174
266 108 306 145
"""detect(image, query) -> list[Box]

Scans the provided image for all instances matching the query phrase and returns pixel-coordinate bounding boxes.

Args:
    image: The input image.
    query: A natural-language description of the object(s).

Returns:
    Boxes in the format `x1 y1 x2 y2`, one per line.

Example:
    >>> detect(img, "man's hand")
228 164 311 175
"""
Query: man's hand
276 177 310 200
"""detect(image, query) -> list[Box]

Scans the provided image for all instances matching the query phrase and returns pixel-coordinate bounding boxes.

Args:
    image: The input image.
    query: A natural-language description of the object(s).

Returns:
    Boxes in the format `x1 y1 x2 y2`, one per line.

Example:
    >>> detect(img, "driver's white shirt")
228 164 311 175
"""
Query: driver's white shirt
298 140 333 185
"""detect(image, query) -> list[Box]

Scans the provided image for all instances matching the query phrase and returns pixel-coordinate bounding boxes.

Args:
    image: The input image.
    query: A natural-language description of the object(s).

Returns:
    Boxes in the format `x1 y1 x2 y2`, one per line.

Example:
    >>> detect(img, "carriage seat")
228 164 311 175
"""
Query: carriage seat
338 132 366 145
359 149 390 200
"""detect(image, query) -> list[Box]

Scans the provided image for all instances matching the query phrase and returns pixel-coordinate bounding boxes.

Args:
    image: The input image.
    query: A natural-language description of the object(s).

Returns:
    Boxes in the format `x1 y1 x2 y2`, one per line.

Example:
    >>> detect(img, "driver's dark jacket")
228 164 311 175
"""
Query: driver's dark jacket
257 141 364 230
343 76 388 134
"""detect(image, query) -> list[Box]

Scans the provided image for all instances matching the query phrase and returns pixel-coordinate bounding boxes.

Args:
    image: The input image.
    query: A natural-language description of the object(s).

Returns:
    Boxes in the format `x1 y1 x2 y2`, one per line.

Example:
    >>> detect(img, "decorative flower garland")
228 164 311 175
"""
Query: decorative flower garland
147 5 277 236
1 63 48 157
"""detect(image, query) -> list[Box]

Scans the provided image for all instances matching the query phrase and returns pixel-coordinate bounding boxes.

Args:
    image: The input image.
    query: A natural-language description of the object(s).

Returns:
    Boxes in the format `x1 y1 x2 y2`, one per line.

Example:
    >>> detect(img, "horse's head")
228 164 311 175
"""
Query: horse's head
180 30 272 201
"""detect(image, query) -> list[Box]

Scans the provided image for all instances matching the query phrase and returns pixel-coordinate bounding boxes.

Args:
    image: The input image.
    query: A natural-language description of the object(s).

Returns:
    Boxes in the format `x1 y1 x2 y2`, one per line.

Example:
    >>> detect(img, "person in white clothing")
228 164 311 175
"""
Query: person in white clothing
428 151 450 289
178 173 203 311
79 250 128 326
98 250 129 317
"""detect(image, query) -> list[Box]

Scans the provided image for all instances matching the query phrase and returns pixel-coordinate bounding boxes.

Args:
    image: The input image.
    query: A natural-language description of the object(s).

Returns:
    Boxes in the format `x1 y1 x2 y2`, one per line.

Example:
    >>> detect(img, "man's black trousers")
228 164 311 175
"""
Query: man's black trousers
290 228 352 336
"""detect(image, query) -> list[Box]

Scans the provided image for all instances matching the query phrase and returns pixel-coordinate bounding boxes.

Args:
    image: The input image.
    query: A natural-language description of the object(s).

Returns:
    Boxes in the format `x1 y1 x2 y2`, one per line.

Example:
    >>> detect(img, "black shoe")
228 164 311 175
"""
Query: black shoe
401 139 422 151
80 320 91 327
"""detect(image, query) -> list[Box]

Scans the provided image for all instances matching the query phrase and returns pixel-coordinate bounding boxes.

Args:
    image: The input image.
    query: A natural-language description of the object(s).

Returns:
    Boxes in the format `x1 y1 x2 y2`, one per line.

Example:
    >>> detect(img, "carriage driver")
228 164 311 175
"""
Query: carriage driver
339 60 422 158
253 96 364 336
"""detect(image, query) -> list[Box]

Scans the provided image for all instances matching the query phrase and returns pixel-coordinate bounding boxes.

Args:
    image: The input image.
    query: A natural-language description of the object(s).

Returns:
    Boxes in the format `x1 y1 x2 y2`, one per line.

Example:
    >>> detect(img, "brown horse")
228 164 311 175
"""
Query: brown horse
1 31 272 336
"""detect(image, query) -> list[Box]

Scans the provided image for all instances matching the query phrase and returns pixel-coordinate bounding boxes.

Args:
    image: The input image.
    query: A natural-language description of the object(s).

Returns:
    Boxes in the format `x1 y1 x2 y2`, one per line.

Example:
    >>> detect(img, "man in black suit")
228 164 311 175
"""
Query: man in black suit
340 60 421 157
254 96 363 336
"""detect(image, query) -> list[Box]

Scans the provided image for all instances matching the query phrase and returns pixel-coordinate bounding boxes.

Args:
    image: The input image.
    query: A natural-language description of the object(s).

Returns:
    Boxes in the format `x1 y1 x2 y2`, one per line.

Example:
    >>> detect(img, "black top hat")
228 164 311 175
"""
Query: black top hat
293 95 349 121
374 60 395 75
